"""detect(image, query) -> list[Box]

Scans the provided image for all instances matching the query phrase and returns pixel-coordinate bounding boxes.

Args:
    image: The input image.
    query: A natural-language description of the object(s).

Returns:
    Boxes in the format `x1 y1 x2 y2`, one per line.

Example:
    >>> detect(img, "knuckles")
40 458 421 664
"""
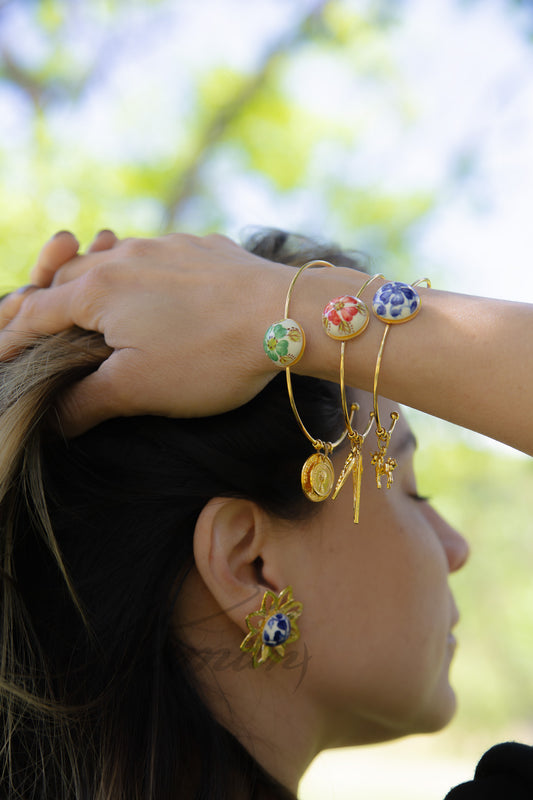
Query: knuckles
201 232 236 247
115 237 156 258
80 262 126 296
16 288 43 319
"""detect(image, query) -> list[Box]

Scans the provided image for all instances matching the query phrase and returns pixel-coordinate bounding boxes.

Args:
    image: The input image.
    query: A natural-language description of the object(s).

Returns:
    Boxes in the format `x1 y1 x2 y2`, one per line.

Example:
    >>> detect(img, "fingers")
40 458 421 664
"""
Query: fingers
86 229 119 253
0 276 104 358
29 229 118 288
30 231 79 287
54 364 119 437
50 230 121 287
0 284 39 328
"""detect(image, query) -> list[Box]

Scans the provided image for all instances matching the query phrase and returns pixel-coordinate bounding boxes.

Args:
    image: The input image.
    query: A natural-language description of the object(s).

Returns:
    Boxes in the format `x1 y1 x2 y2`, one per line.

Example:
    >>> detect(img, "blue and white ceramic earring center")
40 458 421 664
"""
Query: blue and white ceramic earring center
262 612 292 646
372 281 421 324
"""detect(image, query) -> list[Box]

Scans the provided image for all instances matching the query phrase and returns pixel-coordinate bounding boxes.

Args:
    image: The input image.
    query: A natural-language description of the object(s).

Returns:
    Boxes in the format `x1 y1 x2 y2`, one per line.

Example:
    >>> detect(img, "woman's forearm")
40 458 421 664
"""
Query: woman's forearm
1 234 531 452
288 267 533 454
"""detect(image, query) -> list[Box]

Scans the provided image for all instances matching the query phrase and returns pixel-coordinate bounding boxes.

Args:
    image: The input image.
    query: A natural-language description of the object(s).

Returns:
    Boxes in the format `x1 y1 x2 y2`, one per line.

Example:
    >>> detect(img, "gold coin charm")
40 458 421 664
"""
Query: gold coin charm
301 453 334 502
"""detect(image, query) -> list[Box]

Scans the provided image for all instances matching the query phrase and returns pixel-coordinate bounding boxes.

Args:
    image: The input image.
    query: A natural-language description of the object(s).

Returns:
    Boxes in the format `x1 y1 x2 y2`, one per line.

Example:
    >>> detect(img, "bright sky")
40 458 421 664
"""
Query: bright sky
260 0 533 303
164 0 533 303
396 0 533 302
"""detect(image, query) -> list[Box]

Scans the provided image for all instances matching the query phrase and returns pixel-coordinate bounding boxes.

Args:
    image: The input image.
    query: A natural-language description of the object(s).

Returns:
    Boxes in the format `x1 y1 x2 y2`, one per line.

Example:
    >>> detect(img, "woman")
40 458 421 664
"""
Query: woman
0 229 530 799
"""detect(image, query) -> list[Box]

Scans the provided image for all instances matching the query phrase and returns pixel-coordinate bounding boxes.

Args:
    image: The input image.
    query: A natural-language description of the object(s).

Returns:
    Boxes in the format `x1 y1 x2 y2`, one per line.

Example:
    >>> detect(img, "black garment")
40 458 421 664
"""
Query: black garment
444 742 533 799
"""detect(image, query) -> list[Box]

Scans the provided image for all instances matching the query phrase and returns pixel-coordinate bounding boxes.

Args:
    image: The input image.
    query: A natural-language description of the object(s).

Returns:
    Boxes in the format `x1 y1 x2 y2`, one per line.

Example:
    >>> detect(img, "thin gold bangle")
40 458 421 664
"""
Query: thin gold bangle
284 261 344 450
284 260 353 503
371 277 431 488
332 273 383 523
339 273 383 434
372 277 431 429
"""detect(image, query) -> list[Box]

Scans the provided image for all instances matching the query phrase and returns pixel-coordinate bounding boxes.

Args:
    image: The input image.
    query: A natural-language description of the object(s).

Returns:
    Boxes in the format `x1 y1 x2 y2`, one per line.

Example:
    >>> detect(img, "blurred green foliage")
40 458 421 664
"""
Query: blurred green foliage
0 0 441 287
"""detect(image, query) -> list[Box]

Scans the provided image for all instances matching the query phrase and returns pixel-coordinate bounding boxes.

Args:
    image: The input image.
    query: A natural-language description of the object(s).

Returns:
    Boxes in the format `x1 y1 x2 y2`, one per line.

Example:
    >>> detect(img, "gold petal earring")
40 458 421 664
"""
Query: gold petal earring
240 586 303 668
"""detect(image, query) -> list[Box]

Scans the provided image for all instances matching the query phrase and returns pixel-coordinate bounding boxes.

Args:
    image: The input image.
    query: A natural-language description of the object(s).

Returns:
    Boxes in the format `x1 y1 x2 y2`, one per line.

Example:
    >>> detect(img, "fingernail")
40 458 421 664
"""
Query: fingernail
97 229 115 236
16 283 38 295
53 230 75 238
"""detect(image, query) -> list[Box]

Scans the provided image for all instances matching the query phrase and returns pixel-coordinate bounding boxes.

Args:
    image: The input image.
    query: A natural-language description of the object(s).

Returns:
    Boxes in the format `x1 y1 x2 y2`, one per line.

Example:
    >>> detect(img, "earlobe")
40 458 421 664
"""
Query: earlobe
193 497 305 669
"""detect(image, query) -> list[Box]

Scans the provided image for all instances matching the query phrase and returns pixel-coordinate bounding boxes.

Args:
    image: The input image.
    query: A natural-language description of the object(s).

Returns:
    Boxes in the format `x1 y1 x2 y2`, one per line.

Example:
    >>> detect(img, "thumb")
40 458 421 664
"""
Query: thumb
53 363 125 437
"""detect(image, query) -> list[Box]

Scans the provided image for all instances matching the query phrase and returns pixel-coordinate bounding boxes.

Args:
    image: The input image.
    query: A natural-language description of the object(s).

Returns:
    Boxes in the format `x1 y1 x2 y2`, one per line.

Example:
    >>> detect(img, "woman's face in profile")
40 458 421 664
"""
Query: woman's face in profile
288 393 469 749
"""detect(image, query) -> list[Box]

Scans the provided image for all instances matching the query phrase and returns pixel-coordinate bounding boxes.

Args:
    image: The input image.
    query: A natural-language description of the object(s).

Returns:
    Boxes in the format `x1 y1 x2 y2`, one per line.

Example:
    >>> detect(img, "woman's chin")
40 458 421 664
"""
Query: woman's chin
413 685 458 736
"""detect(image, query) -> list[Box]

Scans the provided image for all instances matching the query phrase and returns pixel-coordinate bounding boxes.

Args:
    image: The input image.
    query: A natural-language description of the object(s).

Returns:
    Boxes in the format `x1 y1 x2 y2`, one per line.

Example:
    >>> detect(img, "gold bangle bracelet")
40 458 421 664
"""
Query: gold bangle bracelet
323 273 383 523
283 260 351 503
370 278 431 489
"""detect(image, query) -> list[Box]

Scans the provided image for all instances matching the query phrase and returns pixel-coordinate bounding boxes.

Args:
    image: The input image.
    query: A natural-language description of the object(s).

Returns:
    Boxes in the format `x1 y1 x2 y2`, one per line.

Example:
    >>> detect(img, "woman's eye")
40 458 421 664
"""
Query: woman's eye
409 493 431 503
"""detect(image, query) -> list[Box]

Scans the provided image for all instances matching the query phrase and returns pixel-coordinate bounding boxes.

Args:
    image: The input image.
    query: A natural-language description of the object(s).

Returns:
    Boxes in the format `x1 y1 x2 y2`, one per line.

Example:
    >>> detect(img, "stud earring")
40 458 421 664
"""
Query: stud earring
240 586 303 668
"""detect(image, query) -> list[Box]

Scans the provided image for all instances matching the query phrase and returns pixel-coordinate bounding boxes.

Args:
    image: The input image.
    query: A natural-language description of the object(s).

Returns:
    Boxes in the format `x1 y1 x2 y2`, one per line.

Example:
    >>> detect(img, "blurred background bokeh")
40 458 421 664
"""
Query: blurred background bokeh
1 1 532 797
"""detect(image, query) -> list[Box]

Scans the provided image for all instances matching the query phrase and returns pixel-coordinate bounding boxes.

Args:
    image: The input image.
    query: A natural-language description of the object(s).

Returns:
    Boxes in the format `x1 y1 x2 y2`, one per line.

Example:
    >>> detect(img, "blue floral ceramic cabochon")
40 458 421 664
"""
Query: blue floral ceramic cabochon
372 281 421 323
262 613 291 646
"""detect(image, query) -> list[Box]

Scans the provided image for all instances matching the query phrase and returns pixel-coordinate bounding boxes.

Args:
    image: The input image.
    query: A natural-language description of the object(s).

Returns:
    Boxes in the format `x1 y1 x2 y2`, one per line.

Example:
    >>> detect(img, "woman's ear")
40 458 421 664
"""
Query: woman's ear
193 497 279 632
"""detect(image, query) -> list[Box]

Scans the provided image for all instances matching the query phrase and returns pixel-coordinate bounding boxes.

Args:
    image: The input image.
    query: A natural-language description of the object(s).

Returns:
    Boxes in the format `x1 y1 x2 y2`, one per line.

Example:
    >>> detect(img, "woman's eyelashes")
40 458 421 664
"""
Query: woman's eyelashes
408 492 431 503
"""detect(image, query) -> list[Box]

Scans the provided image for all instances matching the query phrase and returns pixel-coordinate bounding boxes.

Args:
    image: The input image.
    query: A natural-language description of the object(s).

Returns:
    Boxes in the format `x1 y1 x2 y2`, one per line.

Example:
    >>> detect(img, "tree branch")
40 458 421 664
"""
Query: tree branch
161 0 330 230
0 45 47 110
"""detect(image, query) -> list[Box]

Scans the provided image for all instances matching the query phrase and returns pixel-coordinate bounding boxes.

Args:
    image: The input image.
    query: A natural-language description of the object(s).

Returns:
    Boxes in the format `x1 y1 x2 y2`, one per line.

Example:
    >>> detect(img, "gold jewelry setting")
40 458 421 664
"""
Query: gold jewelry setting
240 586 303 668
263 261 432 520
301 449 335 502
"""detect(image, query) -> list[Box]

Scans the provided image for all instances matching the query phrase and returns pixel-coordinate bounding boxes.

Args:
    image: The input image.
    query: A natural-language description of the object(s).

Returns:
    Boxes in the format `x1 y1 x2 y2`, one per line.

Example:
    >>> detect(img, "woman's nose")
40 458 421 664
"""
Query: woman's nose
428 505 470 573
442 524 470 573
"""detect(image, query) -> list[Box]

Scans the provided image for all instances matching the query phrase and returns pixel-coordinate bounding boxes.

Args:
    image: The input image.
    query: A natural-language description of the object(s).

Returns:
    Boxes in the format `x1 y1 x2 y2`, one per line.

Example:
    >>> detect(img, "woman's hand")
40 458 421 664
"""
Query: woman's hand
3 229 531 453
0 232 287 435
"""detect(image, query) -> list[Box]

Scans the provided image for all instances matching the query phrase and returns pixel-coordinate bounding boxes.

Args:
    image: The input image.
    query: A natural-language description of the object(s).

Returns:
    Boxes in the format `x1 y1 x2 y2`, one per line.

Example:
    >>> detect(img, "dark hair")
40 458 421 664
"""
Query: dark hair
0 229 366 799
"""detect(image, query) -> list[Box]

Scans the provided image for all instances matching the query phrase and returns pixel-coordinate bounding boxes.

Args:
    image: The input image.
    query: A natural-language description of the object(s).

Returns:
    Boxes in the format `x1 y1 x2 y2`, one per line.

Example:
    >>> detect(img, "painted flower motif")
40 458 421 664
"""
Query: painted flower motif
325 296 360 327
322 295 368 340
373 282 420 321
264 323 290 361
263 320 304 366
240 586 303 668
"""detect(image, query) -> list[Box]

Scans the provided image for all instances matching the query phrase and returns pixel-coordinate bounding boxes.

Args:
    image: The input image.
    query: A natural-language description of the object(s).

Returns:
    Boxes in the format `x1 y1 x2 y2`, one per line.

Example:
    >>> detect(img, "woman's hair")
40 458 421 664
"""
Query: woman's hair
0 229 366 800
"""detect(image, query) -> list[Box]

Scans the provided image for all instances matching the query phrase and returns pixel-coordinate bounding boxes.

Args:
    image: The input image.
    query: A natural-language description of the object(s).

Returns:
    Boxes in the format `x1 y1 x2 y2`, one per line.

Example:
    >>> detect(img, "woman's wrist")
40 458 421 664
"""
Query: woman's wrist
285 266 388 389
